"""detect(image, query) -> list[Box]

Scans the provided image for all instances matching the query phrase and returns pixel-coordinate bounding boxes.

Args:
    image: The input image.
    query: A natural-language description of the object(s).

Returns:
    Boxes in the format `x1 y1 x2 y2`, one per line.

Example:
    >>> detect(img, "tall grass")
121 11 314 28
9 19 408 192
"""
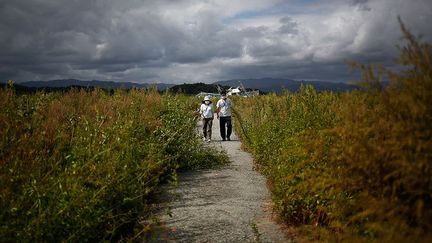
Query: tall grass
233 23 432 242
0 87 228 241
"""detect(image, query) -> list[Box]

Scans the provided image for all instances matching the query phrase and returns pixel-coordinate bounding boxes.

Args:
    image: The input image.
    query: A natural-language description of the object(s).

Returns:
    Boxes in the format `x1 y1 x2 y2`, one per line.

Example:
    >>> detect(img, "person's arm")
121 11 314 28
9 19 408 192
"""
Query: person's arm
215 100 220 119
199 104 204 118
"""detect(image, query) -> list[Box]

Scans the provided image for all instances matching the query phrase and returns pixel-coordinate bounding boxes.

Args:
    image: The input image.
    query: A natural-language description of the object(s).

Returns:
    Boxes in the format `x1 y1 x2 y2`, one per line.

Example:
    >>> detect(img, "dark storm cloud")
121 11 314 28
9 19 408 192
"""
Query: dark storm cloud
1 0 431 83
1 0 118 79
0 0 249 82
278 17 298 35
221 61 360 82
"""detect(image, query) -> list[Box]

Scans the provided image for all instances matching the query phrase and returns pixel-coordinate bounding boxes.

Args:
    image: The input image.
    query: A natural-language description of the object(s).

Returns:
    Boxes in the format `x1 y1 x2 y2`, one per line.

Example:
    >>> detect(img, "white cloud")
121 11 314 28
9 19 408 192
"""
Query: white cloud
1 0 431 83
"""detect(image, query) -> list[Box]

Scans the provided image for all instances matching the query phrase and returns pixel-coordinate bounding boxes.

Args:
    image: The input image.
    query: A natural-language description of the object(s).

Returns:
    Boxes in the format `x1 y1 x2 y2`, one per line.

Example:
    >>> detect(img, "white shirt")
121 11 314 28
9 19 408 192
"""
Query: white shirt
199 103 214 118
216 98 232 117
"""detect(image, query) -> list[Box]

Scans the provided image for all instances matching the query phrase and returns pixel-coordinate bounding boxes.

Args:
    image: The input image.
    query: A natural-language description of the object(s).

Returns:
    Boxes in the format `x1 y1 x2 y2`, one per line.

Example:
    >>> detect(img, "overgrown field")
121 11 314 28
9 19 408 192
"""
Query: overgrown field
233 25 432 242
0 88 228 241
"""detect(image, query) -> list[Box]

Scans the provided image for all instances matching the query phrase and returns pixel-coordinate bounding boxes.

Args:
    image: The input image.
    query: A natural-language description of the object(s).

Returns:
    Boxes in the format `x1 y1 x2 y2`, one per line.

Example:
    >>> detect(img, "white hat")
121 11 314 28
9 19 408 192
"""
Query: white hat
204 96 210 101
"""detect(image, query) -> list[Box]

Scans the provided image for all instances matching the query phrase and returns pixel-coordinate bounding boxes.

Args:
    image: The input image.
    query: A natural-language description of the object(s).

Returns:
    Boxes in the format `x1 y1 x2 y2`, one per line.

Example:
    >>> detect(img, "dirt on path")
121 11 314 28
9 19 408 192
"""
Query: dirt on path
144 119 290 242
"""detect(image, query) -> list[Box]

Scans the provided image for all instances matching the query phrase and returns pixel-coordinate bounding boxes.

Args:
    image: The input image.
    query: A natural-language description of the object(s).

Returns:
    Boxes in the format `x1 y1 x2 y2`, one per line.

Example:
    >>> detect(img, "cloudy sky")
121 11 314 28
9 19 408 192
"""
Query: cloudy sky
1 0 431 83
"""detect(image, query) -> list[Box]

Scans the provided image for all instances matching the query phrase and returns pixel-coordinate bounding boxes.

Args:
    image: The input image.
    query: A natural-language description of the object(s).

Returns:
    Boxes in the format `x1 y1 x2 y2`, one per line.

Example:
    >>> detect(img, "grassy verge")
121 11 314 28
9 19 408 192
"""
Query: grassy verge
0 87 228 241
233 23 432 242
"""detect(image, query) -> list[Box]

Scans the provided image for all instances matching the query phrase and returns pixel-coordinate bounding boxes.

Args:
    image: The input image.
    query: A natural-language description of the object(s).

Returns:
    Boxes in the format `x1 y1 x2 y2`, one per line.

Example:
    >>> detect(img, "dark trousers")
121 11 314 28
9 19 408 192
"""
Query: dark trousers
202 118 213 139
219 116 232 140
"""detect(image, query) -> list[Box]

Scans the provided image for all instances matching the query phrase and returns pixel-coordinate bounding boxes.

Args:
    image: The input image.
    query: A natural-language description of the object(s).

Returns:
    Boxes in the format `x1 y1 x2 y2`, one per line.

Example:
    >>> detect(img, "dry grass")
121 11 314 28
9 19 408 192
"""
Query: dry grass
233 22 432 242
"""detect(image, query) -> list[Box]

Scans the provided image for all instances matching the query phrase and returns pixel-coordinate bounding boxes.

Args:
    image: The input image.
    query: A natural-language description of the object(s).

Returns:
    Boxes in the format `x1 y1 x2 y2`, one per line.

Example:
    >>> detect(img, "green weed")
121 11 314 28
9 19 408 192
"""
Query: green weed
0 88 228 241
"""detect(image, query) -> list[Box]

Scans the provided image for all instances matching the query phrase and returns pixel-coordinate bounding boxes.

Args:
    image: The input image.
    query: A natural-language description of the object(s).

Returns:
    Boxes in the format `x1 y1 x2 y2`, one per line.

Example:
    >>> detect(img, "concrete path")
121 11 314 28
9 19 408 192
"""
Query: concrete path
144 118 289 242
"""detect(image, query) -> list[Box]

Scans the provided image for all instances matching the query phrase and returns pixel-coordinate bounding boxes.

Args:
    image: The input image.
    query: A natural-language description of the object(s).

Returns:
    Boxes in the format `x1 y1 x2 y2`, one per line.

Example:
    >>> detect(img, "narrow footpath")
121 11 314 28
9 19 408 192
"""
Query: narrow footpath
145 119 290 242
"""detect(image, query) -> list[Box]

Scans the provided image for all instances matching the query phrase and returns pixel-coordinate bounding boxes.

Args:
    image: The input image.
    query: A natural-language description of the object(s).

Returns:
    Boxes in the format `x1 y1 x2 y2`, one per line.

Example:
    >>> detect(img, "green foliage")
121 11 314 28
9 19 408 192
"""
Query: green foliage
0 88 228 241
168 82 229 95
233 86 340 227
233 23 432 242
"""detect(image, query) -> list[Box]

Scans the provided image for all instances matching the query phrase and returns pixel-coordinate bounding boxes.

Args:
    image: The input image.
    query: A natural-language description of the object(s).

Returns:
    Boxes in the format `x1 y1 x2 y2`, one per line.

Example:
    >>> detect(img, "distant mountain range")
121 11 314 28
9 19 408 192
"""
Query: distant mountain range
3 78 359 93
214 78 358 93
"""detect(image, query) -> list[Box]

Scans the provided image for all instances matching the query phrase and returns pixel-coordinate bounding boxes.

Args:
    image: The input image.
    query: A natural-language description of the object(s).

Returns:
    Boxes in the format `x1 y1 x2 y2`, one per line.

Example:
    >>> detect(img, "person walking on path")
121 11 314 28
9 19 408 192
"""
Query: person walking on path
216 91 233 141
199 96 214 142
